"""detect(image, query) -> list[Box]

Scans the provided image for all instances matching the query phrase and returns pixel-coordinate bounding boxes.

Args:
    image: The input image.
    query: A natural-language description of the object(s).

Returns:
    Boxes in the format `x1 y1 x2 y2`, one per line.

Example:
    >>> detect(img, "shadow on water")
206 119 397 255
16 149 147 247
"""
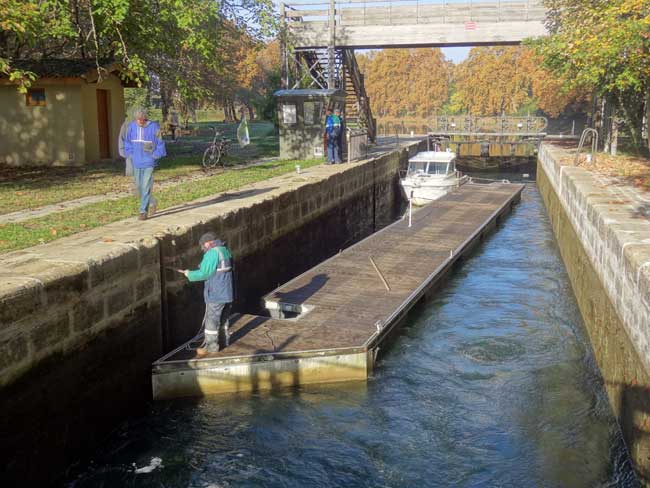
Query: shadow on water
64 183 640 487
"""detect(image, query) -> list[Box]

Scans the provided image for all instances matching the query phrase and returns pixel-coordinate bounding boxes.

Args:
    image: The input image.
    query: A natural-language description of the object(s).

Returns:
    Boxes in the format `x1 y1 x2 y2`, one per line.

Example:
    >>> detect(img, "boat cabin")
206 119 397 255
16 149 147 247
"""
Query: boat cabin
407 151 456 176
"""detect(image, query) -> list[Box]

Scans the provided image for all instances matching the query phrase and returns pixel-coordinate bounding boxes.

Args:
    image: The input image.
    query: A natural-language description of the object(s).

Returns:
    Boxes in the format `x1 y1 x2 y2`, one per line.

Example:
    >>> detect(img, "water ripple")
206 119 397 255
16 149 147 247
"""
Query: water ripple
65 184 639 488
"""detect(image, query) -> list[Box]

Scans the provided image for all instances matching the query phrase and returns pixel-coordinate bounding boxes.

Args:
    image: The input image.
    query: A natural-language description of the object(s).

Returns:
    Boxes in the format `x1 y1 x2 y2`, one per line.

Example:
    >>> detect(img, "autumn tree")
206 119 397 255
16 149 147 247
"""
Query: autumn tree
359 49 452 118
235 40 281 120
529 0 650 153
451 46 582 117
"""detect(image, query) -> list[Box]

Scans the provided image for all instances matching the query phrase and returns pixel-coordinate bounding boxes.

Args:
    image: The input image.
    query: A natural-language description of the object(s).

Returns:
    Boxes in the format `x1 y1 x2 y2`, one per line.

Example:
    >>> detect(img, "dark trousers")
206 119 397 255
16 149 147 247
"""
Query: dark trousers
204 302 232 351
327 139 341 163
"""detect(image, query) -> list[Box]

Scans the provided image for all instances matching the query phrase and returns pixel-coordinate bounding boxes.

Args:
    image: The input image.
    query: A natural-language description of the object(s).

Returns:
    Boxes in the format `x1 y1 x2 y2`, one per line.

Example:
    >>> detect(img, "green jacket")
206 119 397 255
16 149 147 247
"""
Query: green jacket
188 244 233 303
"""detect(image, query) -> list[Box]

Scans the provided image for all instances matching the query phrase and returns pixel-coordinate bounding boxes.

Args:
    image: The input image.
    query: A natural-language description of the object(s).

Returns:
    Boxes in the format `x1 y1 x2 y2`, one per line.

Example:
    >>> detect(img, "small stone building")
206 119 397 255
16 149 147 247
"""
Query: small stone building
274 89 346 160
0 60 134 166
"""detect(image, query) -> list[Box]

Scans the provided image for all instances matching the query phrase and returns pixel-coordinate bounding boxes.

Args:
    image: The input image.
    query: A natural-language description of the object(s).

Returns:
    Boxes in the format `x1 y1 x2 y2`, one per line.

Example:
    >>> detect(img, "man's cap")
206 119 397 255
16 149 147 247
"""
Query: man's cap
199 232 217 246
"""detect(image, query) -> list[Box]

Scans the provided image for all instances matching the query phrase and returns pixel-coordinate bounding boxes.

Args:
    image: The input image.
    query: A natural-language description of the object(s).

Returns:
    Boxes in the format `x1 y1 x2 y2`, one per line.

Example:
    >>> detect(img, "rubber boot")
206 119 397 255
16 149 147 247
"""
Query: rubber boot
219 324 230 350
196 335 219 358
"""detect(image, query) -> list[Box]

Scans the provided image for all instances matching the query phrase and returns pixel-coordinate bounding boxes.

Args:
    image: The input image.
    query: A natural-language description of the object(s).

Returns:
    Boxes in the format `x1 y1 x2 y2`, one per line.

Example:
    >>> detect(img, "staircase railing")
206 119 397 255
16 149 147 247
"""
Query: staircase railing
343 49 376 141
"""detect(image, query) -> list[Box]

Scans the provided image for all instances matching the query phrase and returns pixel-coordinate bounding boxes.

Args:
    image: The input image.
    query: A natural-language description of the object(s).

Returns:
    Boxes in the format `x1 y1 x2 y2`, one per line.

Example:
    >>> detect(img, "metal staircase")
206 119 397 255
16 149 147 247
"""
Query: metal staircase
289 48 376 141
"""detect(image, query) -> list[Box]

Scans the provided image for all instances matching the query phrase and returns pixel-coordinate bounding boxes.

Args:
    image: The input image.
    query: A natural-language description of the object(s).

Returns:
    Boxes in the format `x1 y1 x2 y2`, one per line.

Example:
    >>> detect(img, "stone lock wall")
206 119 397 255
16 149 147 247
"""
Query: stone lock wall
0 141 422 485
537 143 650 484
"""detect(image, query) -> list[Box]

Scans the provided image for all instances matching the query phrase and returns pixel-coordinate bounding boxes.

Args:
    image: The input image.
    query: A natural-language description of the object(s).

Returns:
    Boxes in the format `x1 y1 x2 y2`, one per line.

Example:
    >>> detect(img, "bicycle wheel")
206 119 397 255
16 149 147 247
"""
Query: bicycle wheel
202 146 221 169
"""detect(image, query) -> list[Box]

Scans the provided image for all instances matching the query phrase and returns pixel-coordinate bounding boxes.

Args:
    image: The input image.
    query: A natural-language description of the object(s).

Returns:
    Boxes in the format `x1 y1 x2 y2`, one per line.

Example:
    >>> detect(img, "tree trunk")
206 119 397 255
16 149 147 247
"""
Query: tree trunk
601 96 612 153
160 82 173 125
611 115 619 156
223 100 235 123
645 91 650 154
231 100 239 122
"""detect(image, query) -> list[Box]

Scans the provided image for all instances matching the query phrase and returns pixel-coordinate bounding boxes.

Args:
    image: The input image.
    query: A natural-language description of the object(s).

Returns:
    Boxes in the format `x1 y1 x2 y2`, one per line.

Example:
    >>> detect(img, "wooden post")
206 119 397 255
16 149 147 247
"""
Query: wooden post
328 0 336 89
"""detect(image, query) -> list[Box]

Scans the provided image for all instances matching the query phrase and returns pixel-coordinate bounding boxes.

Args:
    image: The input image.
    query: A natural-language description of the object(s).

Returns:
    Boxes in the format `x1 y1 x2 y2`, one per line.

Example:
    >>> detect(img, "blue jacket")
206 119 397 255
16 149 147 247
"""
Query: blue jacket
124 120 166 169
325 114 341 140
187 240 234 304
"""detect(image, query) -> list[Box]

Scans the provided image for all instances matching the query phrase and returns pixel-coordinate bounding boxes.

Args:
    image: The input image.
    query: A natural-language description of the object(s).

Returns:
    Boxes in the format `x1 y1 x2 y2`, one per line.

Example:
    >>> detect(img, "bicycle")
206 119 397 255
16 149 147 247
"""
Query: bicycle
202 127 231 169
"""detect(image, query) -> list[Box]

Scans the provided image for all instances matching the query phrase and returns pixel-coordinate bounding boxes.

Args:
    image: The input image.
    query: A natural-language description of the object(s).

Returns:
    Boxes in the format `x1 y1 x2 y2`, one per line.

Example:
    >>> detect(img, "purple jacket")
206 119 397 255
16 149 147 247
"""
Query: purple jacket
124 120 166 169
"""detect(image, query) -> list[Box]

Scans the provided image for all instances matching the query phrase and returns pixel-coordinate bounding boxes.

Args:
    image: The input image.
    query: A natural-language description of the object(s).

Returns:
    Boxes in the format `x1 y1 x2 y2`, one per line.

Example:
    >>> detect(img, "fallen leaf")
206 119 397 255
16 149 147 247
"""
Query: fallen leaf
103 237 114 243
50 228 57 236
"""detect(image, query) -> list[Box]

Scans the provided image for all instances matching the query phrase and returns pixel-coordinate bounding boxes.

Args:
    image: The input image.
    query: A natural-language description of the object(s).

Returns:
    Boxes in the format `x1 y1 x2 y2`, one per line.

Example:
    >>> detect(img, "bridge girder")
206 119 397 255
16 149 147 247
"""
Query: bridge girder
290 20 547 50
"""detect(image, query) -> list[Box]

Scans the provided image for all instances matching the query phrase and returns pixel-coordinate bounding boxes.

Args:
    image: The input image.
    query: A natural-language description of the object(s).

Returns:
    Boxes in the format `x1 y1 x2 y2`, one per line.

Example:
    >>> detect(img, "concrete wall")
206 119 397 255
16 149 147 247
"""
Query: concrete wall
537 143 650 484
81 74 125 161
0 83 85 165
0 141 423 485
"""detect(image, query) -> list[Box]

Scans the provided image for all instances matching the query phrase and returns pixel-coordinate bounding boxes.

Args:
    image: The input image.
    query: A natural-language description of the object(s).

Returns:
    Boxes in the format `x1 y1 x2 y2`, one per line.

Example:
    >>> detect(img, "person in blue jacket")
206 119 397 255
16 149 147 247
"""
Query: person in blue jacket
325 108 342 164
124 108 166 220
181 232 234 357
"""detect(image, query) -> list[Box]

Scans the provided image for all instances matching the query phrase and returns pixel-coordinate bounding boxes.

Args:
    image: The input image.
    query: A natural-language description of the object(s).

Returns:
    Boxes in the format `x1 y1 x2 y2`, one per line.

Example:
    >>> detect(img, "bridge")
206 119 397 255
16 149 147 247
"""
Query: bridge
284 0 547 49
280 0 549 141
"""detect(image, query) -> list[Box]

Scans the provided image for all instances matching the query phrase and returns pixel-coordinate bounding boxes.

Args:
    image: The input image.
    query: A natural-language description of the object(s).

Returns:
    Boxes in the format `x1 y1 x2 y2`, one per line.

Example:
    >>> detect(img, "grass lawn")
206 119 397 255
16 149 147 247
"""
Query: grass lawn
0 158 323 253
0 121 279 215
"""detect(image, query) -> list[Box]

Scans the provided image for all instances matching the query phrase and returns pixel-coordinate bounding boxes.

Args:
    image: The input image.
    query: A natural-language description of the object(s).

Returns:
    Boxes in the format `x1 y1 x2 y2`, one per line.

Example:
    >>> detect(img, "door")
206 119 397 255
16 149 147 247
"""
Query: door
96 89 110 158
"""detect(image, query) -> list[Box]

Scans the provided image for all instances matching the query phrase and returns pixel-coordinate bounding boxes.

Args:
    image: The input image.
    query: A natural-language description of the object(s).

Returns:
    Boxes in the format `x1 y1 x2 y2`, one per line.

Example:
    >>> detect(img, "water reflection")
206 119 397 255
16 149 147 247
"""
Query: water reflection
66 185 638 488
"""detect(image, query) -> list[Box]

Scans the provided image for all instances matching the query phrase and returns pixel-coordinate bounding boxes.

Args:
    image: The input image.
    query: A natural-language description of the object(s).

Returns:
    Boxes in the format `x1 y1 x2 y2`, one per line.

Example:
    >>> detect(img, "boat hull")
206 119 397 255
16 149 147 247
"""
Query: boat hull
400 175 469 205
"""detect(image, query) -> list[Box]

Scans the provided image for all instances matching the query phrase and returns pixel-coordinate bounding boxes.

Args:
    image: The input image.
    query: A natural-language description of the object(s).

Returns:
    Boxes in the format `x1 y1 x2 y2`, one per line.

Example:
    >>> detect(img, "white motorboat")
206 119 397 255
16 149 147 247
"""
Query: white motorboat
400 150 469 205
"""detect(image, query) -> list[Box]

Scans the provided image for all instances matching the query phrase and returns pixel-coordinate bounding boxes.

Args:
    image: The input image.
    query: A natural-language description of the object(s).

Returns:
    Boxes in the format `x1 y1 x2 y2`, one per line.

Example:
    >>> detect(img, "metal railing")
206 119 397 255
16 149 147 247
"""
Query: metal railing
574 128 598 165
428 115 548 134
283 0 546 26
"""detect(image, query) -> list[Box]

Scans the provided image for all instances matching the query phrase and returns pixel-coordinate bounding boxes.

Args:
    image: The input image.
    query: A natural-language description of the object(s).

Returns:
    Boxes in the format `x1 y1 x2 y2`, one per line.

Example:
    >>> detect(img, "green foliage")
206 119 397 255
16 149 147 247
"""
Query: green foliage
1 0 278 98
530 0 649 95
528 0 650 148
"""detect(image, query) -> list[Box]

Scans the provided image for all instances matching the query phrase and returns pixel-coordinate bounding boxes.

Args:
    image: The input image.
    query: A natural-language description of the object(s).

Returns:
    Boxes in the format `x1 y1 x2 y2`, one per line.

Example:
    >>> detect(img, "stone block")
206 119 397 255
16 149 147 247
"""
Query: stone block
107 287 134 316
30 314 70 351
0 331 29 371
135 276 156 301
138 238 160 269
71 297 105 333
0 279 43 326
88 248 139 287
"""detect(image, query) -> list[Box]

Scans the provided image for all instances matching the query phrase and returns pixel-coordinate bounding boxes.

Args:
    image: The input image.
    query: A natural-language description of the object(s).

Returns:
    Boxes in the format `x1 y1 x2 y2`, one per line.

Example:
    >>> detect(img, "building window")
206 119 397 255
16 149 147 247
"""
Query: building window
26 88 46 106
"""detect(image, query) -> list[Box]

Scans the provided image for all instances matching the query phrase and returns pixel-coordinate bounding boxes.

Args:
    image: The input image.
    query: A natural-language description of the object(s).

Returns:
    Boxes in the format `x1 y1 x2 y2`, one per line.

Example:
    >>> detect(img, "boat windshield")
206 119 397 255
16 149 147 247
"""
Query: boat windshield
427 163 450 175
407 157 456 176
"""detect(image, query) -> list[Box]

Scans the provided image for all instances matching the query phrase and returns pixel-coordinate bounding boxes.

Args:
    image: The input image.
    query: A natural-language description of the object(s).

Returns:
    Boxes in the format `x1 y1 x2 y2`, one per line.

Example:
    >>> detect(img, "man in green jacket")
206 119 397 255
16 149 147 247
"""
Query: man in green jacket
181 232 234 357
